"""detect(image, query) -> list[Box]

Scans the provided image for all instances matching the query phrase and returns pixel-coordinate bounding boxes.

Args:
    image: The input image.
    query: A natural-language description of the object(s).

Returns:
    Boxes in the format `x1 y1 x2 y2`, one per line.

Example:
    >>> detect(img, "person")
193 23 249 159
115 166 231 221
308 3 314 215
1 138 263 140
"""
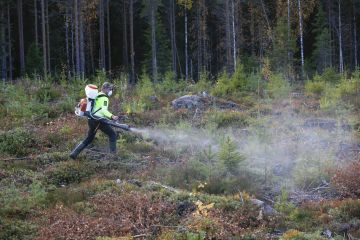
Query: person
70 82 119 159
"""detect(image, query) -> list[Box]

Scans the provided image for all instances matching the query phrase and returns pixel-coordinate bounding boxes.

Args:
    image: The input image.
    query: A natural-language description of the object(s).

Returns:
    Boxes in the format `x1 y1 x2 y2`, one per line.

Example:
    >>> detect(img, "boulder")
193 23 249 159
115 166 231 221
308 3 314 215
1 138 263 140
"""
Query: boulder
172 95 205 109
303 118 337 130
172 94 241 110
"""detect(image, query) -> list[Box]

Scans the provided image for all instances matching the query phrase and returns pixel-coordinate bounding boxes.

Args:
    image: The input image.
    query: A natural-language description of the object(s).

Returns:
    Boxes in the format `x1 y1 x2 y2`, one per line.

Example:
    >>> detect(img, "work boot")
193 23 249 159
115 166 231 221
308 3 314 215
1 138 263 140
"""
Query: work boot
109 141 117 154
70 142 87 159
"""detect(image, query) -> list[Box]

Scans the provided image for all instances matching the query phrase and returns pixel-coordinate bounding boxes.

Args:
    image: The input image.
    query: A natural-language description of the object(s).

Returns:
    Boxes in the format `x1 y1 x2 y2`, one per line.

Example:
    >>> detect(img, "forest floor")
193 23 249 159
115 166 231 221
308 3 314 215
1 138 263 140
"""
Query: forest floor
0 81 359 240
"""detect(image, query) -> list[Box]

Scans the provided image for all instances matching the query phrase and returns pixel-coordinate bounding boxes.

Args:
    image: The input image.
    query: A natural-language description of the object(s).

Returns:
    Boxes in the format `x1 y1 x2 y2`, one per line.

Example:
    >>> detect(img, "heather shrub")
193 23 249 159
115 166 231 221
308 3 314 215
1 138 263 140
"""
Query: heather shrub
46 161 94 186
331 160 360 197
0 128 37 157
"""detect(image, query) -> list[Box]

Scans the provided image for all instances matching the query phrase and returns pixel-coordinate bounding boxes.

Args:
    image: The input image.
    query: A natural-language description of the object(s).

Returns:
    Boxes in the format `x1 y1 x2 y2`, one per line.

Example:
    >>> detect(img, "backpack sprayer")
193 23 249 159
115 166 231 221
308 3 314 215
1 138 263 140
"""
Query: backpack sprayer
75 84 133 132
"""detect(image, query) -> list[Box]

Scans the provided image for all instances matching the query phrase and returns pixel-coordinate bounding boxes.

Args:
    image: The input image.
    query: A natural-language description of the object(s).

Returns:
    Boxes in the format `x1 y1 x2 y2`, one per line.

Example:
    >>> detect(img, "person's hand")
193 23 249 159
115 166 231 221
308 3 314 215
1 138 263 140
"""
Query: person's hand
111 115 119 121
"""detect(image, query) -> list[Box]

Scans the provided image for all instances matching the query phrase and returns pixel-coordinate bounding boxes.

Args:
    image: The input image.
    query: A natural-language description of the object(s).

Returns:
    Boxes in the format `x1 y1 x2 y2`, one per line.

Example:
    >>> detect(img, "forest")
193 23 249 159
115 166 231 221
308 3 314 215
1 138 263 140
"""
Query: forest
0 0 360 240
0 0 359 81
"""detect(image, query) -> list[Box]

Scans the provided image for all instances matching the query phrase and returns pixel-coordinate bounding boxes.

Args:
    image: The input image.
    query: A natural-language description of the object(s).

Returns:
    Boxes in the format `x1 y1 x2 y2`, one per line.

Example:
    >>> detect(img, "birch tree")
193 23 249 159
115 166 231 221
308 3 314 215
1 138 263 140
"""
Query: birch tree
177 0 192 81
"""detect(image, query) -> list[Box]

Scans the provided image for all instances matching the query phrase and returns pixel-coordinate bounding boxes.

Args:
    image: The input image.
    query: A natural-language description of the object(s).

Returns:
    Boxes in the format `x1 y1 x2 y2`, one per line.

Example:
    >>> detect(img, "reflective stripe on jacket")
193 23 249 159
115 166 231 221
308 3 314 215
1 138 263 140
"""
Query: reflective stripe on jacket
92 92 113 119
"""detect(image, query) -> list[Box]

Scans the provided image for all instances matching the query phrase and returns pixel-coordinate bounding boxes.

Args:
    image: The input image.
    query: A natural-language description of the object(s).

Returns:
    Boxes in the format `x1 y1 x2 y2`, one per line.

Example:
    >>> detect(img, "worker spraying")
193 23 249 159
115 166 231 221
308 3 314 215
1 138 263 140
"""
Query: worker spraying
70 82 131 159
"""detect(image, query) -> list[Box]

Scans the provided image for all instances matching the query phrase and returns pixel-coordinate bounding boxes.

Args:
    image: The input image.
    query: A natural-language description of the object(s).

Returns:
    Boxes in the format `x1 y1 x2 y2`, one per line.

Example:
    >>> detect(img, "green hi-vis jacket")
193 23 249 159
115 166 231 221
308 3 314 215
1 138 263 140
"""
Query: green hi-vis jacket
92 92 113 119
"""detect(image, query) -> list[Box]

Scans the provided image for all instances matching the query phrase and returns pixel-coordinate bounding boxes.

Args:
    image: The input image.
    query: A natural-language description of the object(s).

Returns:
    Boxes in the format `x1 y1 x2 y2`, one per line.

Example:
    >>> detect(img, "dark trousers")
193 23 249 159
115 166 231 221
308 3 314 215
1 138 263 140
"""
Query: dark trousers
82 118 117 150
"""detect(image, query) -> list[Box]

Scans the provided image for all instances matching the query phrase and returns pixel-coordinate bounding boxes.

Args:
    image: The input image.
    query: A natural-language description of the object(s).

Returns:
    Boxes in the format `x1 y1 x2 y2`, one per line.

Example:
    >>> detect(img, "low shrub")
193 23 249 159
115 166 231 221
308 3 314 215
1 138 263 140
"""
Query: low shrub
304 80 325 97
203 110 250 129
0 181 47 217
166 160 209 190
0 128 37 157
266 73 291 100
35 84 61 102
0 219 37 240
46 161 94 186
331 160 360 197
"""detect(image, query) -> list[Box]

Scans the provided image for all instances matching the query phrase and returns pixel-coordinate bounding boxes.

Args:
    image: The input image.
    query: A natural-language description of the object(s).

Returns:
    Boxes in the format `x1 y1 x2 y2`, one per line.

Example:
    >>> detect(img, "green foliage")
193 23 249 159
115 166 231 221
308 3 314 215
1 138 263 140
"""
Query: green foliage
35 83 61 102
218 137 245 175
212 65 249 97
304 75 326 96
166 159 209 190
0 219 37 240
157 71 187 94
0 128 37 156
203 110 250 129
266 73 291 99
46 161 94 186
312 4 332 73
321 67 340 83
191 71 213 93
25 42 43 76
136 71 156 110
275 189 296 216
0 181 47 216
271 17 297 73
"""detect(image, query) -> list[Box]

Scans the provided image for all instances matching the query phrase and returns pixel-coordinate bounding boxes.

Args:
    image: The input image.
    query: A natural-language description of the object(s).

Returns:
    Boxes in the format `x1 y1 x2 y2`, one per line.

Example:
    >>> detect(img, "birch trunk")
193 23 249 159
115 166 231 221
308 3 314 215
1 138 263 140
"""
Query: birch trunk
298 0 305 78
17 0 25 75
129 0 135 84
338 0 344 74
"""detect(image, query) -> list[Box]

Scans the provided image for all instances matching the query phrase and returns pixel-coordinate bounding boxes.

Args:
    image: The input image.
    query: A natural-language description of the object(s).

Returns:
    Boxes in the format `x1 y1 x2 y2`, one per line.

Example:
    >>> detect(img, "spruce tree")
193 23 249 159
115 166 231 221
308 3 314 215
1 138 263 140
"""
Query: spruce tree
312 4 332 73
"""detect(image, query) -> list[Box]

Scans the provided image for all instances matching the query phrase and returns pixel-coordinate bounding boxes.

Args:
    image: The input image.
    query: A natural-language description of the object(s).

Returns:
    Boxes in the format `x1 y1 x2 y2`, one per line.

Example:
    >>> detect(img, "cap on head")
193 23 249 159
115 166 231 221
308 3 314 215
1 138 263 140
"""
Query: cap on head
102 82 114 90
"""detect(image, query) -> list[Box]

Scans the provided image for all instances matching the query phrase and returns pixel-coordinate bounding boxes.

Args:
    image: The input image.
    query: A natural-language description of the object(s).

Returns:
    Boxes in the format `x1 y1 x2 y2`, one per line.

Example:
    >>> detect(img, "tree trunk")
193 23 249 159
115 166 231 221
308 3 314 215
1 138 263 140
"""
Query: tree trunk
298 0 305 78
74 0 80 75
65 2 70 79
46 0 51 74
106 0 111 74
17 0 25 75
41 0 47 76
231 0 236 71
150 0 158 82
196 1 201 79
185 6 188 81
225 0 231 73
287 0 291 64
88 24 95 75
353 2 358 68
122 0 129 71
99 0 106 70
338 0 343 74
129 0 135 84
35 0 39 48
7 3 12 81
1 8 6 82
79 0 85 77
170 0 177 77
